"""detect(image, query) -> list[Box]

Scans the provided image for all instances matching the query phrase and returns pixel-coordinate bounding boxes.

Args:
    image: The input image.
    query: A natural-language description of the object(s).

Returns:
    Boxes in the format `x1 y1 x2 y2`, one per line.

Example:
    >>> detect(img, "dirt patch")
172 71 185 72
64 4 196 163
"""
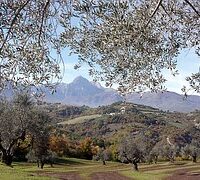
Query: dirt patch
34 172 82 180
165 167 200 180
90 172 132 180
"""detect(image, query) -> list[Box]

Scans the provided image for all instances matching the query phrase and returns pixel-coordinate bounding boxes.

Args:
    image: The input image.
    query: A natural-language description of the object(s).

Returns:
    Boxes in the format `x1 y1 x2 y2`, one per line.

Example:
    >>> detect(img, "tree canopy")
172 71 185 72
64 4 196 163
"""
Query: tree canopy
0 94 33 165
0 0 64 91
0 0 199 93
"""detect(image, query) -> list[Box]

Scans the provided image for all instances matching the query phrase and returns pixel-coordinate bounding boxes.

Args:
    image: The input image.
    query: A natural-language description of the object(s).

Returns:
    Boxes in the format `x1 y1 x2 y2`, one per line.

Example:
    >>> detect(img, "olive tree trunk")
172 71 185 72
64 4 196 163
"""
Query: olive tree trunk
2 152 13 166
192 155 197 163
133 162 138 171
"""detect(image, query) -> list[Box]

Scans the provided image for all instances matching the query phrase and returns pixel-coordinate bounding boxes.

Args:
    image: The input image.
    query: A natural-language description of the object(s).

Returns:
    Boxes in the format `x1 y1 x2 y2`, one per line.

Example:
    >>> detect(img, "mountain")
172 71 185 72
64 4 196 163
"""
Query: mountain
1 76 200 112
42 76 123 107
42 77 200 112
126 91 200 112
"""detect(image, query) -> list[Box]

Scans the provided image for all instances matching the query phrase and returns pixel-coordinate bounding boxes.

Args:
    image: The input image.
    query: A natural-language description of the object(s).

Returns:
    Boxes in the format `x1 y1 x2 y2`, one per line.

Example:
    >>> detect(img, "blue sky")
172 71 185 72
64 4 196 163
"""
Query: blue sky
61 48 199 95
163 49 199 95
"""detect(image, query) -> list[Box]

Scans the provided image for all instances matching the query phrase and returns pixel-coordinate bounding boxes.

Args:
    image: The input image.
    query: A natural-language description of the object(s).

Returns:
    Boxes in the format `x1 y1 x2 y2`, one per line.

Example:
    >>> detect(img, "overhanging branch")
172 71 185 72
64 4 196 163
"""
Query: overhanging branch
145 0 163 27
160 4 171 18
184 0 200 17
38 0 51 46
0 0 30 54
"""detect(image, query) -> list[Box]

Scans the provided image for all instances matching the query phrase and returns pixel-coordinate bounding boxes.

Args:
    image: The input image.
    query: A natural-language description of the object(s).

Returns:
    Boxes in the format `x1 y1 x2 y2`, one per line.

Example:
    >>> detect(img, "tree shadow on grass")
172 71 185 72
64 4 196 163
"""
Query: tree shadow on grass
54 158 85 166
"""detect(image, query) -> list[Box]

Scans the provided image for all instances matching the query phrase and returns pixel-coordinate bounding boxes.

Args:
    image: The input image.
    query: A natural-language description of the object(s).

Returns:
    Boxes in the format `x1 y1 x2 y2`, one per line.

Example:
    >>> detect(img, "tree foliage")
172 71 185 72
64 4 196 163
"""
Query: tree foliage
0 0 199 93
78 137 97 160
49 135 69 156
0 94 33 165
0 0 65 91
0 94 54 166
28 109 53 168
119 137 144 171
61 0 200 93
181 142 200 162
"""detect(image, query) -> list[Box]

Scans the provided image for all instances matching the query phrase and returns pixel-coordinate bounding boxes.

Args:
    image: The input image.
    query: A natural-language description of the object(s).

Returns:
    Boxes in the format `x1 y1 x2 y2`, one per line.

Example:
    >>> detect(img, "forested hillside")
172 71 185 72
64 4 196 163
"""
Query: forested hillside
39 101 200 170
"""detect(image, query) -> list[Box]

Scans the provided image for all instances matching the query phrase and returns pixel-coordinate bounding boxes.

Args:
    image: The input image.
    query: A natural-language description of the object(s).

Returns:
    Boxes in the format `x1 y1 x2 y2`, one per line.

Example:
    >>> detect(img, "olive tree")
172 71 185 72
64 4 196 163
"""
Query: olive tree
0 0 199 93
0 94 33 165
28 110 53 169
119 137 144 171
160 144 177 163
61 0 200 94
0 0 65 91
181 142 200 163
135 129 160 164
181 127 200 162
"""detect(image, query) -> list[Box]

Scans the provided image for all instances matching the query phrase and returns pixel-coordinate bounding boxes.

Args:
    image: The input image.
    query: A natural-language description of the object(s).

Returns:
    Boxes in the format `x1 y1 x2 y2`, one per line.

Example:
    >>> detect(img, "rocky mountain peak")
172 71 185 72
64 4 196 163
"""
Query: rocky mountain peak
72 76 89 84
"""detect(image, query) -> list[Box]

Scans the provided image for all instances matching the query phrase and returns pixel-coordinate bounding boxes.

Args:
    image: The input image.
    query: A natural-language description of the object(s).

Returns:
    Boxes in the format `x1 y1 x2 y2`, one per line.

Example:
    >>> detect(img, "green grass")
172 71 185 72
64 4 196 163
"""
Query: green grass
0 162 50 180
58 114 102 125
0 159 200 180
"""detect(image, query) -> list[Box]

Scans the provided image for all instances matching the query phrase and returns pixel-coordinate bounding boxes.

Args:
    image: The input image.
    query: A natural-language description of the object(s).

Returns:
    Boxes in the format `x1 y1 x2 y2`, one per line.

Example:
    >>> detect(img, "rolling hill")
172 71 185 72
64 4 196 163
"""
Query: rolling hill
57 101 200 144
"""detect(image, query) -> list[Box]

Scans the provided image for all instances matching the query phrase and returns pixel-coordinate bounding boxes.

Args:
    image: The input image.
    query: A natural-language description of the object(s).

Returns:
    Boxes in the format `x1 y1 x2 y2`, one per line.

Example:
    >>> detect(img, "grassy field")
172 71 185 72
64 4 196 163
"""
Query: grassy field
1 158 200 180
58 114 102 125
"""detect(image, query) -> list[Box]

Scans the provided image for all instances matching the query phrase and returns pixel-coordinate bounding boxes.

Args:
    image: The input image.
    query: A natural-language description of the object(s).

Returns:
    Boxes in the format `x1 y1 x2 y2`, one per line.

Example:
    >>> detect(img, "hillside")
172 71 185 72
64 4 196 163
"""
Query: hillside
56 102 200 146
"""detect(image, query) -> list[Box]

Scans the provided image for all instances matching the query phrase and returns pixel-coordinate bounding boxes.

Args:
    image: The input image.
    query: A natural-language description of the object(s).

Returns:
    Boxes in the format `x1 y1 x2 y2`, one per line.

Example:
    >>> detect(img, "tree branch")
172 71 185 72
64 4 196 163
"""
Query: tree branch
0 137 6 154
0 0 30 54
184 0 200 17
145 0 163 27
160 4 171 18
38 0 51 46
17 143 31 150
8 130 26 153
